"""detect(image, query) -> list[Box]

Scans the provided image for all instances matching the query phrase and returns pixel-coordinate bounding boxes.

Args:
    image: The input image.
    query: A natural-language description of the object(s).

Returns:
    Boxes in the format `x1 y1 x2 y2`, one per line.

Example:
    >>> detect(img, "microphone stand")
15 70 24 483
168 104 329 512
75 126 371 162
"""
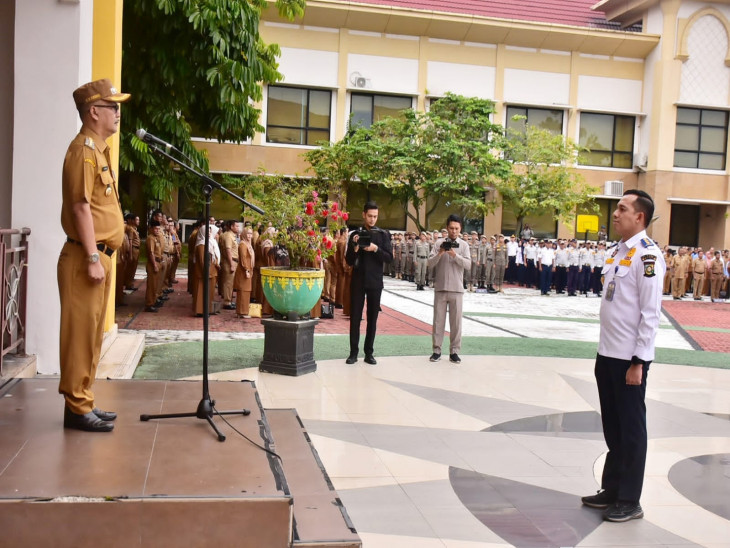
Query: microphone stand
139 143 264 441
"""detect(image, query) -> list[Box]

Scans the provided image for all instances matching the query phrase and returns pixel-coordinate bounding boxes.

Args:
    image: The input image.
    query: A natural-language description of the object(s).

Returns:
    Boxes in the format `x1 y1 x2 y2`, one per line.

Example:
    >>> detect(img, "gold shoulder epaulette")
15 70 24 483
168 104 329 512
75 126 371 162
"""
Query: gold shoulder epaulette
84 137 95 150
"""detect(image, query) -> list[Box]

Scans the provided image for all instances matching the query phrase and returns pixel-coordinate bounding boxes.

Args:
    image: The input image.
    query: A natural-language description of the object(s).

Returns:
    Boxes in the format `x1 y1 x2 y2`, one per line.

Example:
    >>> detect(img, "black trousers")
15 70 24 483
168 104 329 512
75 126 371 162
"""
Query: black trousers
595 354 650 503
555 266 567 292
349 283 382 356
567 265 579 294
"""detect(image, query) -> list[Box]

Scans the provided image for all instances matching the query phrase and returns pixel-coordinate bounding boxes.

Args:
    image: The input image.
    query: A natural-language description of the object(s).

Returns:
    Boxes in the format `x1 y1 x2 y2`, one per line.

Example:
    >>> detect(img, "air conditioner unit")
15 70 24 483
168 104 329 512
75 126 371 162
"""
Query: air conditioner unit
349 71 370 88
604 180 624 197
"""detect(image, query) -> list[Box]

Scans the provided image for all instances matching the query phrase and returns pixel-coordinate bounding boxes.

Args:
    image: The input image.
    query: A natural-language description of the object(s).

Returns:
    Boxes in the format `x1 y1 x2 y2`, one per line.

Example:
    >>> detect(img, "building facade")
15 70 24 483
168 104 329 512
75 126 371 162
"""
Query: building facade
194 0 730 248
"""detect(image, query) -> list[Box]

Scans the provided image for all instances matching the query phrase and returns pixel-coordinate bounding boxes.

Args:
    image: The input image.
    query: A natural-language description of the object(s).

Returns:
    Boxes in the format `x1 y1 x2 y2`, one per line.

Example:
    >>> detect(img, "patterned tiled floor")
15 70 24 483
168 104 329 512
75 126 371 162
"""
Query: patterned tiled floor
126 269 730 546
196 357 730 547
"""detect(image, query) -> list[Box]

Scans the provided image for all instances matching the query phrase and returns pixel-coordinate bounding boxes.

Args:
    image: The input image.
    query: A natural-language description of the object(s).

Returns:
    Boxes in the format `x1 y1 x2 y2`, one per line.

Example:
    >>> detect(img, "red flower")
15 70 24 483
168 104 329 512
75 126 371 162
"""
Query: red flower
307 229 316 237
324 237 334 250
321 209 329 217
331 202 338 212
342 212 349 221
314 219 319 225
305 202 315 215
331 212 339 220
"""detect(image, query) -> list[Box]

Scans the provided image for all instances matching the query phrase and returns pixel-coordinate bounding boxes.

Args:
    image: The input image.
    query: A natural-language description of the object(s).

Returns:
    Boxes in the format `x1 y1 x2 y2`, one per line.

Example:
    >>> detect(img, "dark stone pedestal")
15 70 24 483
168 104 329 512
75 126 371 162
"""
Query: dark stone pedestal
259 318 319 376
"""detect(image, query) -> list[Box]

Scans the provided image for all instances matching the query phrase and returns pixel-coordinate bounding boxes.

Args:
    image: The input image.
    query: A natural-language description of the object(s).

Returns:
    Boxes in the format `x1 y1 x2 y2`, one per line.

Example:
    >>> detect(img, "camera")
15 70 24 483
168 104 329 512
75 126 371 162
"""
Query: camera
355 229 372 248
441 239 456 251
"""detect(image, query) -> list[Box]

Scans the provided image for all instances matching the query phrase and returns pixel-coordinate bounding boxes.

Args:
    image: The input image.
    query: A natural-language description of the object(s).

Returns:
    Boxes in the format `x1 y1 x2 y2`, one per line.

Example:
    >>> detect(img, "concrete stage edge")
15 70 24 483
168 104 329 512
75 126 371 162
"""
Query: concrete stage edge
0 378 360 548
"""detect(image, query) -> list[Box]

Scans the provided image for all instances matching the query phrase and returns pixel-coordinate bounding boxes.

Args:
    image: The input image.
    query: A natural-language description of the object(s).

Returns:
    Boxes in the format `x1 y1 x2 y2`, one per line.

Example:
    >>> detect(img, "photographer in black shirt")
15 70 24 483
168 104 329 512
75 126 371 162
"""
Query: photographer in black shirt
345 201 393 365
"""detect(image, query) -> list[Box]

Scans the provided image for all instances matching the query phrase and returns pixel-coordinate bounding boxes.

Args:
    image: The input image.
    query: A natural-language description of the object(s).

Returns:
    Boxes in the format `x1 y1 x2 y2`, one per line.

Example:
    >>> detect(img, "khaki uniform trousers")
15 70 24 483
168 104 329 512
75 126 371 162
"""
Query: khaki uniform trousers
145 258 161 307
57 243 113 415
219 259 237 304
692 272 705 299
125 246 140 288
671 276 685 298
711 274 724 301
432 291 463 354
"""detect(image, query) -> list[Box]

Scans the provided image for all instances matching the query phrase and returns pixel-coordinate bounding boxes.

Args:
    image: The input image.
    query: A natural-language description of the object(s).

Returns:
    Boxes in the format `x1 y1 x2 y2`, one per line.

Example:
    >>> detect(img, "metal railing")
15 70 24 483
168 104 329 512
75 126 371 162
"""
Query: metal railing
1 228 30 375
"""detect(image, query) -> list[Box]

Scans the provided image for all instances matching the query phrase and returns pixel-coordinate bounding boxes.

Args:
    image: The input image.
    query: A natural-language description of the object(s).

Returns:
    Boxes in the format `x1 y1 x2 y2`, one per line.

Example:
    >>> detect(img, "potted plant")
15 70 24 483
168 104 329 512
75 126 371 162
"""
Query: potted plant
247 175 349 319
244 175 349 376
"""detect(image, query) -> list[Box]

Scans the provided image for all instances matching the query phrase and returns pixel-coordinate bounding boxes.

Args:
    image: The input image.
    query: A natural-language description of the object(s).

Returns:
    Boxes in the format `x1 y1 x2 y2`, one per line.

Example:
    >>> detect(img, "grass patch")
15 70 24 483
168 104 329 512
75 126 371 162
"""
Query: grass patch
134 335 730 380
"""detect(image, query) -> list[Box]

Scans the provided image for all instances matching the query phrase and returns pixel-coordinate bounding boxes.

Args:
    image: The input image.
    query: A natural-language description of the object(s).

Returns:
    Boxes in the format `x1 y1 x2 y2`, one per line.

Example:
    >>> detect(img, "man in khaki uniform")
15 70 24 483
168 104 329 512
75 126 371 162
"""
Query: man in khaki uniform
124 213 140 290
671 247 690 300
710 251 725 302
58 79 129 432
691 251 706 300
145 220 164 312
219 220 240 309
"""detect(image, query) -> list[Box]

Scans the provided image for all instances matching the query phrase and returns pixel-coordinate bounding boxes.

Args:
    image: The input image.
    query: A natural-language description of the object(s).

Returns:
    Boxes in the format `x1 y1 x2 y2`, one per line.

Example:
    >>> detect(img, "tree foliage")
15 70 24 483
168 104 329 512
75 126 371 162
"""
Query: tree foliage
305 93 512 232
499 119 598 232
120 0 305 202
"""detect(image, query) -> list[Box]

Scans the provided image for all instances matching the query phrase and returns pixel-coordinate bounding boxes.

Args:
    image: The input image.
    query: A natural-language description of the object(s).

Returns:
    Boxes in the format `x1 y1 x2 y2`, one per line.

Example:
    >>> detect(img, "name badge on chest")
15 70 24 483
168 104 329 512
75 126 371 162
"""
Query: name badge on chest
605 280 616 302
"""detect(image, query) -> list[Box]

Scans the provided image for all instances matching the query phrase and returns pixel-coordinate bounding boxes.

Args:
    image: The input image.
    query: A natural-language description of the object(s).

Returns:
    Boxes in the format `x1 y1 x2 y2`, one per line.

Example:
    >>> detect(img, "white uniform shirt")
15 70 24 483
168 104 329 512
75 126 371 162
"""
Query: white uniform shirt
579 247 591 268
593 249 606 268
507 239 519 257
598 230 665 362
538 246 555 266
555 247 569 267
568 247 580 266
524 243 537 261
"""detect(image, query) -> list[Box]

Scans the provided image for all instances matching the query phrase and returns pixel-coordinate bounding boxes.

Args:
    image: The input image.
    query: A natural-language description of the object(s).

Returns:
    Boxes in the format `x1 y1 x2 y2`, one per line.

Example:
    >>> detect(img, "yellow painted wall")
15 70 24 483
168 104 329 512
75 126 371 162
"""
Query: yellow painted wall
92 0 124 331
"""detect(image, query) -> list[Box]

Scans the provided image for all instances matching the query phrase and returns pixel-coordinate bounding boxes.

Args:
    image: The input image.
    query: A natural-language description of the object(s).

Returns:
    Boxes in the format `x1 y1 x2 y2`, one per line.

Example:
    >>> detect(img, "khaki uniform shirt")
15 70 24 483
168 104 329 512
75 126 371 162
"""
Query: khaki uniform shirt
61 126 123 249
672 254 690 278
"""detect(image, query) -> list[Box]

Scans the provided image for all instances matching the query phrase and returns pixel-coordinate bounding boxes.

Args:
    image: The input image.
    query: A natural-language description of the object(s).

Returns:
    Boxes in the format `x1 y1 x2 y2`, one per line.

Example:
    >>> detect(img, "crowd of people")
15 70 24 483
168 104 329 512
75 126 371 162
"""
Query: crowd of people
662 245 730 302
117 214 730 319
387 229 730 301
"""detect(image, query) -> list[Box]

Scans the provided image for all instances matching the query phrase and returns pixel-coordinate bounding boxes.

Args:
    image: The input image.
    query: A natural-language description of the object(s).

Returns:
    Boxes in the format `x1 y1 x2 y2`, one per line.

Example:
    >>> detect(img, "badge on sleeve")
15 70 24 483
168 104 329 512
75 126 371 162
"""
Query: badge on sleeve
641 254 657 277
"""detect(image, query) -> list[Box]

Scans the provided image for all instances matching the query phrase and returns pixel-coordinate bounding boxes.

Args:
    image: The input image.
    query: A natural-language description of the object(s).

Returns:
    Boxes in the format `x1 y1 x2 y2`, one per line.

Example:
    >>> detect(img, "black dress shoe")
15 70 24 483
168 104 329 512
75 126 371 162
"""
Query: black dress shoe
345 354 358 364
144 306 159 313
223 303 236 310
581 490 616 509
364 354 377 365
93 408 117 421
64 407 114 432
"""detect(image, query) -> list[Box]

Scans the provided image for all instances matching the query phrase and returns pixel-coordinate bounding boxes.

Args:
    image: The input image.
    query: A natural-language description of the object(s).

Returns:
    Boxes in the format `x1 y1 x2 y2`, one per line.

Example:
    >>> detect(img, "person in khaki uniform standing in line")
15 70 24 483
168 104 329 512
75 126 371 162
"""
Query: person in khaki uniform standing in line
219 220 240 310
671 247 690 300
691 251 706 300
124 213 140 290
144 220 164 312
58 79 129 432
234 226 255 317
710 251 725 302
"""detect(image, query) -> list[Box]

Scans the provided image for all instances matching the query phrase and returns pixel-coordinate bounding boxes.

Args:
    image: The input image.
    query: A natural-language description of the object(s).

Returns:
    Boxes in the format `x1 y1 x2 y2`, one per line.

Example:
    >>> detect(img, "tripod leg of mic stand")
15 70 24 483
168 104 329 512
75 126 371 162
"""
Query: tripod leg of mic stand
215 409 252 416
206 415 226 442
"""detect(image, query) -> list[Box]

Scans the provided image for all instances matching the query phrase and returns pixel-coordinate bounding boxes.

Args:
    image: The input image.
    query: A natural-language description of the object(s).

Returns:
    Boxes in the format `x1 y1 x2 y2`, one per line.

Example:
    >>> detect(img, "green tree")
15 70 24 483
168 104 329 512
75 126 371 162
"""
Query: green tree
120 0 305 204
499 119 598 234
305 93 511 232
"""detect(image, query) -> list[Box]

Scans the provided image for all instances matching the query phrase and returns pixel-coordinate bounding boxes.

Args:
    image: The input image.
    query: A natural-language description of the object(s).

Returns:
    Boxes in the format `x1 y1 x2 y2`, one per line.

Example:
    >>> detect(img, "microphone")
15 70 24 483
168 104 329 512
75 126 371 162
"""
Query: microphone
136 129 178 153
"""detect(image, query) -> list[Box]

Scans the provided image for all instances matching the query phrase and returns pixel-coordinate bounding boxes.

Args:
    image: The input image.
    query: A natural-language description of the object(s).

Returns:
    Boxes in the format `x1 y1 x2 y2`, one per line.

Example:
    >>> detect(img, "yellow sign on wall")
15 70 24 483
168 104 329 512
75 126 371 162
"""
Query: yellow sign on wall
577 214 599 234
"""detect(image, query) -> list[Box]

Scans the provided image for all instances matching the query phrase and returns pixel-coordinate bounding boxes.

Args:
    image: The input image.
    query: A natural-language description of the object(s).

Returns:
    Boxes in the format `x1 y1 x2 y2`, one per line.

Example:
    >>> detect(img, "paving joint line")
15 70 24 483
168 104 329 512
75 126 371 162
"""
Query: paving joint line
383 288 527 338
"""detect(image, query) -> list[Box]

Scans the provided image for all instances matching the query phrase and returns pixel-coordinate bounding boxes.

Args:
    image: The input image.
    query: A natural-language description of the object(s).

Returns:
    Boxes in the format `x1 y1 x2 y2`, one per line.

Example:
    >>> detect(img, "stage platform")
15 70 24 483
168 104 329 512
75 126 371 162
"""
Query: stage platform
0 378 361 548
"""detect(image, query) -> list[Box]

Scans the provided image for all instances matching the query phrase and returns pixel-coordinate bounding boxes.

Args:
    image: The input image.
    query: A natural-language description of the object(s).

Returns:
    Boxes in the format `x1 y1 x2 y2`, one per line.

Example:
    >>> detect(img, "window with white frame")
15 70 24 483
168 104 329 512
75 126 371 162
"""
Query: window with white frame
266 85 332 146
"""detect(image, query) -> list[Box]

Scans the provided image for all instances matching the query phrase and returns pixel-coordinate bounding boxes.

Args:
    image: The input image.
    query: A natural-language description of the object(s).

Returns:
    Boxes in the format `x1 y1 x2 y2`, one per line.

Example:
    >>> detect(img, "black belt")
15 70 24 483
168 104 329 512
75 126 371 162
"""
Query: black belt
67 237 114 257
417 256 428 259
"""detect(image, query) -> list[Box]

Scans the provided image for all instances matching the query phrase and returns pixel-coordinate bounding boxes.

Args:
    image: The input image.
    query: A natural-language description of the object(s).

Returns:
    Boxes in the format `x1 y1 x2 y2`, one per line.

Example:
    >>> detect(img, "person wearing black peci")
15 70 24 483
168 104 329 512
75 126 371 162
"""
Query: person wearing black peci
345 201 393 365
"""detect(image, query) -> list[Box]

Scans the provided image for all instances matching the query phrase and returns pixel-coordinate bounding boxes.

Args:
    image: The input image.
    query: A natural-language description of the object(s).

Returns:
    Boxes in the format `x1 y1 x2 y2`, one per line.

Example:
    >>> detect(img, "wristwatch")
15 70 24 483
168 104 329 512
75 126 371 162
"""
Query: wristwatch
88 252 100 264
630 356 646 366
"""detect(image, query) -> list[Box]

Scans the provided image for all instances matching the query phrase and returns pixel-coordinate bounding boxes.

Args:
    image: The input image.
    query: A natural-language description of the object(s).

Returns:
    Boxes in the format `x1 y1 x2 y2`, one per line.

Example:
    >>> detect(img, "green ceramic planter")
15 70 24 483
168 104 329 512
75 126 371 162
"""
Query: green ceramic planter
260 267 325 317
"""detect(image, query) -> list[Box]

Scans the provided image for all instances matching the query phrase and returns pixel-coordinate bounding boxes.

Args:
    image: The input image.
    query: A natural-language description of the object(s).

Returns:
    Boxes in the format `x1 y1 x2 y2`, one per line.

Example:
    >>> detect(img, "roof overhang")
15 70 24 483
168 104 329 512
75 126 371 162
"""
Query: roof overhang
591 0 657 28
667 197 730 206
265 0 660 58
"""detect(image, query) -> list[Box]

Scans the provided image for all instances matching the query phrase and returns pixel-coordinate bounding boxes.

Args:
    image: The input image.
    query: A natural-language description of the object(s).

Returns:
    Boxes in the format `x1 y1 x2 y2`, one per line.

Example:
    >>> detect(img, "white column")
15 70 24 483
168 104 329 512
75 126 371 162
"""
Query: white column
12 0 94 374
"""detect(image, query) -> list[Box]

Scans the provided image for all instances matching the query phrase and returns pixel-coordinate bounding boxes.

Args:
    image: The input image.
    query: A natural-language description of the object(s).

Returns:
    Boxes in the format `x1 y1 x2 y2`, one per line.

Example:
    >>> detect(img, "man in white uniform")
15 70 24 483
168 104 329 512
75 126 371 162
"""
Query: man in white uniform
581 190 665 523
